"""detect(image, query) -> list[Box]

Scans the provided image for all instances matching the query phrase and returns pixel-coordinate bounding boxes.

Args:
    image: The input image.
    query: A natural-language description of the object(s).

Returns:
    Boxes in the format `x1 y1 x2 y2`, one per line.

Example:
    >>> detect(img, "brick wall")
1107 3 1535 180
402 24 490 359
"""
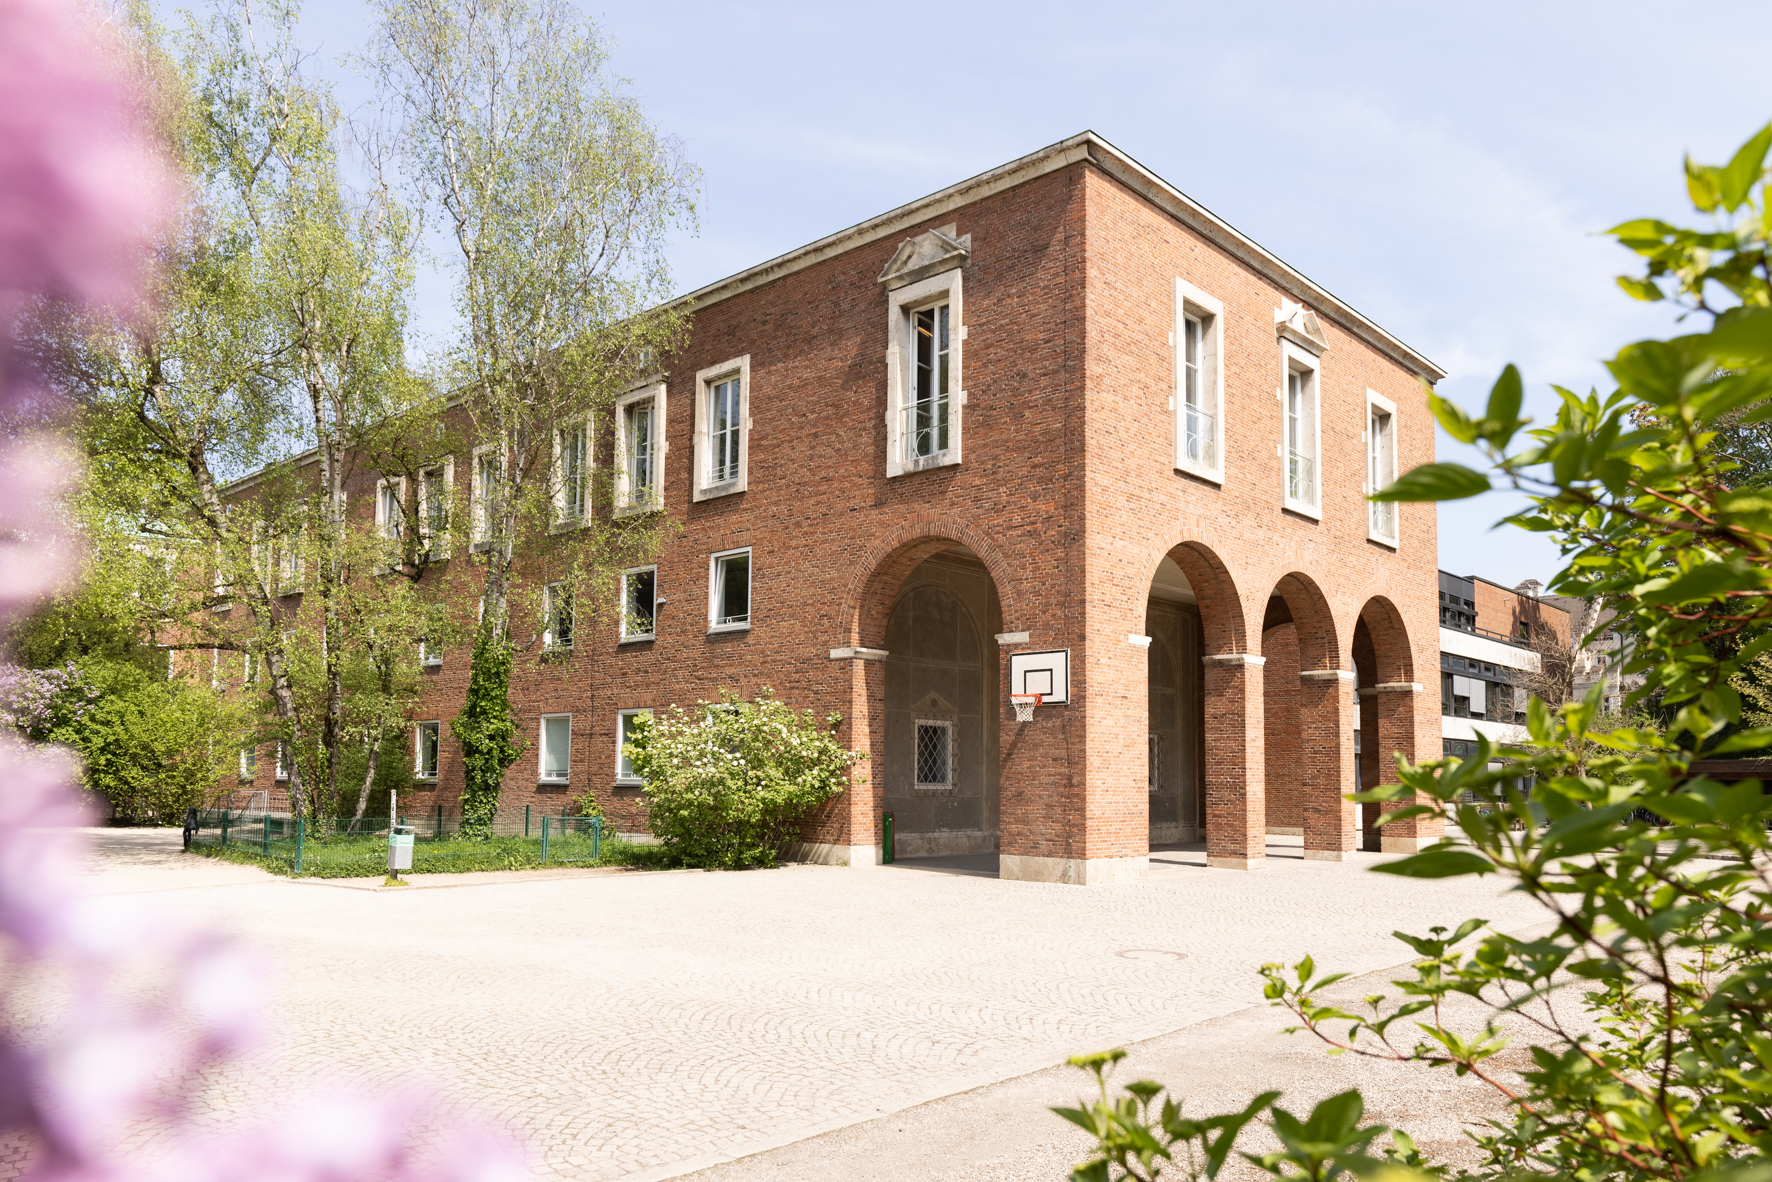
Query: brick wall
1262 624 1302 831
209 139 1446 872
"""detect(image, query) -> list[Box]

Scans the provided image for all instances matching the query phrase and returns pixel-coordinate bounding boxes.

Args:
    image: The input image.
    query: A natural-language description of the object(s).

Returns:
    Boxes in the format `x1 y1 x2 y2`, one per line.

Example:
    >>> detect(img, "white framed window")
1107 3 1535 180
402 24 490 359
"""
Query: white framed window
553 418 591 524
914 717 953 790
1281 343 1322 517
539 713 571 783
470 444 503 551
621 565 656 642
417 461 453 560
242 652 256 687
614 382 666 515
615 708 651 785
419 602 444 667
694 356 750 501
374 477 405 544
709 547 751 633
415 720 440 781
210 647 221 690
543 582 574 651
886 269 964 477
1365 389 1399 546
239 741 256 780
275 741 289 782
1173 279 1225 482
276 532 304 593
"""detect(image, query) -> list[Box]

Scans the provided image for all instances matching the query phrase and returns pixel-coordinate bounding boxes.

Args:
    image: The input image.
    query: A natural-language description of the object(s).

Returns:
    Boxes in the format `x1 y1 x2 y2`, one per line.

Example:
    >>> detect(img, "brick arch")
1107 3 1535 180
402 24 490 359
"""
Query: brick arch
838 517 1022 649
1139 540 1247 654
1356 595 1414 684
1267 571 1342 672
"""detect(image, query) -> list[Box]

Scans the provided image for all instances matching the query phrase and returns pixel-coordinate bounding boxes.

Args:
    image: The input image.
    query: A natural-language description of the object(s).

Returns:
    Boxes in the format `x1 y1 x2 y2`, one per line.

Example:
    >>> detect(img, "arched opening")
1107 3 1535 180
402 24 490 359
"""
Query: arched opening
1145 558 1203 848
1144 542 1255 868
1264 573 1353 860
1352 596 1435 853
880 548 1002 868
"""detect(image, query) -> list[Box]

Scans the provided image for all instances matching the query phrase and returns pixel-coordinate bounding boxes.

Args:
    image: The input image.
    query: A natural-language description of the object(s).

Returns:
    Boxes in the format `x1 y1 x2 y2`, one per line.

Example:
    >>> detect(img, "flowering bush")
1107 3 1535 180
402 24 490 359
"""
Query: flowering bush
0 663 84 740
627 688 865 869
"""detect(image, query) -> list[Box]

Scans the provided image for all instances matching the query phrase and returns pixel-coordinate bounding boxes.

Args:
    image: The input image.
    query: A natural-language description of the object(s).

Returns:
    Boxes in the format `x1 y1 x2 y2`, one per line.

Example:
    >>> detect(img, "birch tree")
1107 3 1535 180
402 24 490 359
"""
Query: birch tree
368 0 698 834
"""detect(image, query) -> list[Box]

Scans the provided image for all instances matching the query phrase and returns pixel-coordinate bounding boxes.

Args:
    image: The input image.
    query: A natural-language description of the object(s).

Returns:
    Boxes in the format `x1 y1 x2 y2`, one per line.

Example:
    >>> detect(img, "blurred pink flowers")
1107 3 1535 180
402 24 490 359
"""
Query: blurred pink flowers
0 1 528 1178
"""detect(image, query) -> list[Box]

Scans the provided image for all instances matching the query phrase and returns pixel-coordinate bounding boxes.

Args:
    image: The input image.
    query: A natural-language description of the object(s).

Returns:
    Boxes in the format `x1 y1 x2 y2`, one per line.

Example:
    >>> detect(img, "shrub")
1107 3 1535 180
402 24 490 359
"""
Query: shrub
626 688 864 869
44 658 236 823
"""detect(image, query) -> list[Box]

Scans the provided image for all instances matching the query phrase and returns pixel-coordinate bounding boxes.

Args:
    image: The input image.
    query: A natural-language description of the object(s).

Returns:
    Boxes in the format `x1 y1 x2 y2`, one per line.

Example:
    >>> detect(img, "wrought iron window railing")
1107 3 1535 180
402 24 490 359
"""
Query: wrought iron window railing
1369 498 1396 538
1287 450 1316 504
1181 404 1215 468
905 393 950 461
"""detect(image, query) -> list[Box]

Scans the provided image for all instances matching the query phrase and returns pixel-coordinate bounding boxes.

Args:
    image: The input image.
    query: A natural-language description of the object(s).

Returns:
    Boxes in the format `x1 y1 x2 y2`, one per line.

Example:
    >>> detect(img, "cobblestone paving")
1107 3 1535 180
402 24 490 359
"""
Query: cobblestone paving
82 831 1546 1181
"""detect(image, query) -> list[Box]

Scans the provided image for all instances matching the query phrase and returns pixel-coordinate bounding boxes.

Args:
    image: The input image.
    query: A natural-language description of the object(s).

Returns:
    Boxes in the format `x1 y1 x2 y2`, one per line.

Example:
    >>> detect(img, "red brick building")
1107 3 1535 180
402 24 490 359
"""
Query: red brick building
233 132 1447 883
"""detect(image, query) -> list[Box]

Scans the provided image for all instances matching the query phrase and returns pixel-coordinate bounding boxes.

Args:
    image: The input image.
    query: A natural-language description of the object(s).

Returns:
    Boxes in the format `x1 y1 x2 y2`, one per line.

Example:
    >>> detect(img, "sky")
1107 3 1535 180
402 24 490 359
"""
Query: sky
184 0 1772 590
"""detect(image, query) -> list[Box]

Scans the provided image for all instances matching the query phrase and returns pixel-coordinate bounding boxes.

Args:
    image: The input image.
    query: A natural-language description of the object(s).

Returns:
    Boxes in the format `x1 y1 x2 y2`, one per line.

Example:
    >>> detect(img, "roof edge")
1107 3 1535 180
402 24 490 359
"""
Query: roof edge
671 131 1446 382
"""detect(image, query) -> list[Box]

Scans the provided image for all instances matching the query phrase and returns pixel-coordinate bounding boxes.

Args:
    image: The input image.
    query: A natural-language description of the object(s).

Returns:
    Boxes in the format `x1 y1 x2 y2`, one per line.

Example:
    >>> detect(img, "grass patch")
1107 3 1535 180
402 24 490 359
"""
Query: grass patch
189 833 677 878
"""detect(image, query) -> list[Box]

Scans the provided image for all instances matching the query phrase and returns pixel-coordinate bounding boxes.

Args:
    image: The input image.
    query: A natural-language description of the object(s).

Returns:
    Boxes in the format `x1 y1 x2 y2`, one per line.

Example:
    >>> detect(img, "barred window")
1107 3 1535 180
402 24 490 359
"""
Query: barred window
915 719 953 789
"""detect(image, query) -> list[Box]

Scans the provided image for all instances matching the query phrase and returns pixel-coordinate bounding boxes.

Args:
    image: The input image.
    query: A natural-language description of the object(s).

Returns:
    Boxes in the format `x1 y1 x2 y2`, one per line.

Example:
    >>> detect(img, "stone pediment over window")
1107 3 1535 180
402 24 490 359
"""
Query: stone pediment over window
912 692 957 714
878 224 971 291
1276 299 1329 355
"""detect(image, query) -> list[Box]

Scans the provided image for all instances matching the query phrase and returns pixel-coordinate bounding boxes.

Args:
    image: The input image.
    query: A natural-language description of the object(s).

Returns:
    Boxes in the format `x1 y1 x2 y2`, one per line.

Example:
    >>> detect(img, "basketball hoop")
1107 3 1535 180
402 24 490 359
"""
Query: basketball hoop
1010 693 1042 723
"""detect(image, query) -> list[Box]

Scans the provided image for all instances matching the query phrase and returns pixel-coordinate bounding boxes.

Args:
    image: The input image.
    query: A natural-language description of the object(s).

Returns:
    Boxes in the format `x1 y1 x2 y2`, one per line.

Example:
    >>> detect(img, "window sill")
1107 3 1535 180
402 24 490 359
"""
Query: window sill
1174 461 1224 485
614 499 662 519
414 777 438 785
891 450 959 478
469 540 490 554
421 660 443 670
538 779 570 788
1366 531 1399 550
618 634 656 645
1282 498 1322 522
692 478 746 502
614 778 643 789
912 784 956 793
549 517 591 535
708 622 751 636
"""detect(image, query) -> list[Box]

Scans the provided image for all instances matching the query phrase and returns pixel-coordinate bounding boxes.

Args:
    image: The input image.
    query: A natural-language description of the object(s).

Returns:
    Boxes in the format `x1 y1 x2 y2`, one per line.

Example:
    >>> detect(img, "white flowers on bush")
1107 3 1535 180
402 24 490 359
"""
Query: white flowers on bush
627 688 865 869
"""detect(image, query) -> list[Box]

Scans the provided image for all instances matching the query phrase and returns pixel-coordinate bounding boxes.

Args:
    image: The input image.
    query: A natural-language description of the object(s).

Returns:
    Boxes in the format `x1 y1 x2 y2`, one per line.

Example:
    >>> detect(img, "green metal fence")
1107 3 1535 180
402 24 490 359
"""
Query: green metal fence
540 815 606 864
187 808 620 876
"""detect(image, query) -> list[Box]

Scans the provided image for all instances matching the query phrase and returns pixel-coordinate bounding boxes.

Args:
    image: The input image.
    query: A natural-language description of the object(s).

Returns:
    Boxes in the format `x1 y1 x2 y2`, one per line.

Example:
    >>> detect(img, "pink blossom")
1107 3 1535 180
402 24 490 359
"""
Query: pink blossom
0 0 177 334
0 0 532 1177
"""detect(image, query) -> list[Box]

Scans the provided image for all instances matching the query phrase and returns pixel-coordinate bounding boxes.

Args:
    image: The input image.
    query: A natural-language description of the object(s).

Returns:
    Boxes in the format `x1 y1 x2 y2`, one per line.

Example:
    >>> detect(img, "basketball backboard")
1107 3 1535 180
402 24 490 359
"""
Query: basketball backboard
1008 648 1069 704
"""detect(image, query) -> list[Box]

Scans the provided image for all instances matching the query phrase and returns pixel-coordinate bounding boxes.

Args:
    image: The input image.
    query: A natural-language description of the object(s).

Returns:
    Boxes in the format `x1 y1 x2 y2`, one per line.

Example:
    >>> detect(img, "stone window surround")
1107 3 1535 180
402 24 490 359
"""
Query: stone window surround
414 719 440 781
373 475 406 542
708 546 752 634
416 459 453 559
615 707 651 785
469 443 503 552
692 355 751 501
885 268 965 478
1173 278 1225 483
542 581 574 651
619 564 657 643
613 380 667 517
538 712 572 784
551 415 592 528
1364 388 1399 548
1279 338 1323 520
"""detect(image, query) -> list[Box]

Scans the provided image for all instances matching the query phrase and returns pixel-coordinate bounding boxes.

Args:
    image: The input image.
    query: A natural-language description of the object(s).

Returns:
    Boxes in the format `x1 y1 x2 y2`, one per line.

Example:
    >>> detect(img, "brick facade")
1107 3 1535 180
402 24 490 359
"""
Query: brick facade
219 133 1445 880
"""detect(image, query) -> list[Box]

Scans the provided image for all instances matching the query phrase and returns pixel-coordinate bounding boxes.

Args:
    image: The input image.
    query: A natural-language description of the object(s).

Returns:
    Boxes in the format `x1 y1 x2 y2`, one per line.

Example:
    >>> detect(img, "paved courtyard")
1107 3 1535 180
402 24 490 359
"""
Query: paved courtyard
75 830 1550 1181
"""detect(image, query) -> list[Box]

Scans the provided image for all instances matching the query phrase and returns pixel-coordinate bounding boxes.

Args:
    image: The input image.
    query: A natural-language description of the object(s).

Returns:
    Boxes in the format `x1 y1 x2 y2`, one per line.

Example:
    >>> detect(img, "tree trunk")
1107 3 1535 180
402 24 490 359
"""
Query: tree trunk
348 725 381 835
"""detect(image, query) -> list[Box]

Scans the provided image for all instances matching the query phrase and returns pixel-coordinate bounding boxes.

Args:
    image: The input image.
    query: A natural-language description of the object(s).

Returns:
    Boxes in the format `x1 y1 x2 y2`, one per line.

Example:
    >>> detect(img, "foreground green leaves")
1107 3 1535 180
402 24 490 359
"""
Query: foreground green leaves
1051 123 1772 1182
